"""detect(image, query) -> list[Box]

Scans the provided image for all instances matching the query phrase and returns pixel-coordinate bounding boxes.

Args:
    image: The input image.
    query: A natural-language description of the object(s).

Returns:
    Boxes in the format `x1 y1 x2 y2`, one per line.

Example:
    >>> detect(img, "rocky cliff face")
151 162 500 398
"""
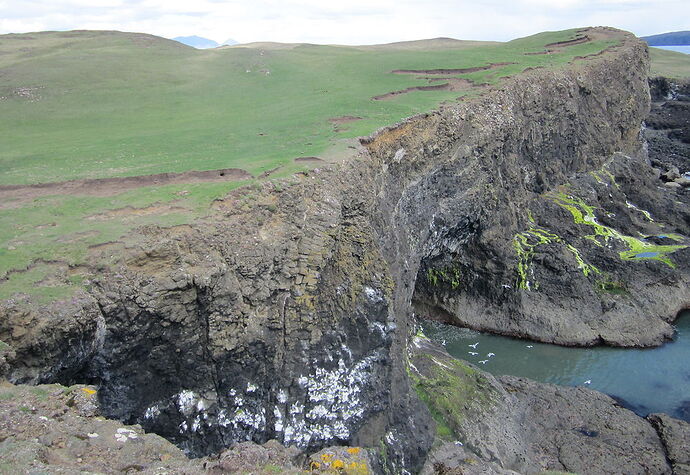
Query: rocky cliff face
1 27 686 473
410 336 688 474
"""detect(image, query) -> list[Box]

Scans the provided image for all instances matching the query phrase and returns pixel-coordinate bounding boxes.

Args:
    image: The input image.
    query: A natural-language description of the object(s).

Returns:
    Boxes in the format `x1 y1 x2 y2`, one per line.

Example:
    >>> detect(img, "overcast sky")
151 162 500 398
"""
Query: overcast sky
0 0 687 45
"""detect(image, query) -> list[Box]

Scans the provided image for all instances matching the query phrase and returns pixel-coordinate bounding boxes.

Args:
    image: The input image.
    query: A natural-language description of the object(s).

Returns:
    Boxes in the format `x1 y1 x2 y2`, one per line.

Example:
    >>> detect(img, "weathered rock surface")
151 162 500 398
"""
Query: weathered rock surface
1 27 686 473
649 413 690 475
412 336 686 475
646 78 690 177
0 382 204 474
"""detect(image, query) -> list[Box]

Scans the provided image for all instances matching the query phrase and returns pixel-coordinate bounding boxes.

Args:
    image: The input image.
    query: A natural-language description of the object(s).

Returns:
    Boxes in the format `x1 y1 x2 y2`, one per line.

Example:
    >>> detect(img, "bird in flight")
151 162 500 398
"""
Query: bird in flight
584 380 592 385
469 342 479 349
487 352 495 357
478 360 488 364
526 345 533 348
468 351 478 356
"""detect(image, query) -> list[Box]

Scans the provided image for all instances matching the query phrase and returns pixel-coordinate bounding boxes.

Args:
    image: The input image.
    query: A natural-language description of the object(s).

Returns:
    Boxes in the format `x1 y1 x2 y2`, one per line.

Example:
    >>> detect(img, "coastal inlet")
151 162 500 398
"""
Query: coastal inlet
421 310 690 421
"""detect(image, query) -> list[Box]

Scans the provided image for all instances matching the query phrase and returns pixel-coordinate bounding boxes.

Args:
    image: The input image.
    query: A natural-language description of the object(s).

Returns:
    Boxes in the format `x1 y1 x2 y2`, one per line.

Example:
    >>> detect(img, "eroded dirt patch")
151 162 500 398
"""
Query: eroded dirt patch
391 62 516 75
294 157 324 163
328 116 363 124
373 84 452 101
0 168 252 209
372 78 478 101
545 35 591 48
259 166 283 179
85 204 189 221
525 28 619 56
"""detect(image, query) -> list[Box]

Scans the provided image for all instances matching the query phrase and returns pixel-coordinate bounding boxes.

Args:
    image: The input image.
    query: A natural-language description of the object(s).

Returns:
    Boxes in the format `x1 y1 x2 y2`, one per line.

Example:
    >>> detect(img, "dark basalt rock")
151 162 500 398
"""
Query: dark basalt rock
1 28 687 473
648 413 690 474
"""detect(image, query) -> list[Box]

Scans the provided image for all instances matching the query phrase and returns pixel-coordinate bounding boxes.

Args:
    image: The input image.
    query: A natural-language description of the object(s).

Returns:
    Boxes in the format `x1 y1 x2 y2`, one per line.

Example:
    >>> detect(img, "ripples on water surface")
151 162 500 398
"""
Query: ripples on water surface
421 310 690 421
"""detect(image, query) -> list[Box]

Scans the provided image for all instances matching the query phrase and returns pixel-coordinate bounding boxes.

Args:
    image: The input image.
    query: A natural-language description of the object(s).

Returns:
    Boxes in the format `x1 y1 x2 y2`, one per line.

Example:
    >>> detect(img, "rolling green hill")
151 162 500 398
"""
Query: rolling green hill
0 28 621 301
649 47 690 79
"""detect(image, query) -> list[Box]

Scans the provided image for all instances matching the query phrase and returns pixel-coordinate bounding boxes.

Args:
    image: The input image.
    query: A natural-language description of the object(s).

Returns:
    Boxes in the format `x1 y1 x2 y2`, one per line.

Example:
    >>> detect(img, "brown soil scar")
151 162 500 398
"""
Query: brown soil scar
391 62 516 75
0 168 252 208
294 157 324 163
328 116 363 124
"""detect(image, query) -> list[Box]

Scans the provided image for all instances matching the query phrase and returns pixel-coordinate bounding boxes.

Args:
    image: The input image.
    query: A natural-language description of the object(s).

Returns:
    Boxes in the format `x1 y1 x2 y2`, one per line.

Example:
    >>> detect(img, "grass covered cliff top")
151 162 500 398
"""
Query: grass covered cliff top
0 27 626 301
649 47 690 79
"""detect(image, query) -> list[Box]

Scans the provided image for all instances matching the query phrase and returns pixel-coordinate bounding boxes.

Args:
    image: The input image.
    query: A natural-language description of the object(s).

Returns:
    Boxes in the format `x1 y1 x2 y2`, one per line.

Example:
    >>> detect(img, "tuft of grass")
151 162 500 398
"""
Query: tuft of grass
29 387 50 400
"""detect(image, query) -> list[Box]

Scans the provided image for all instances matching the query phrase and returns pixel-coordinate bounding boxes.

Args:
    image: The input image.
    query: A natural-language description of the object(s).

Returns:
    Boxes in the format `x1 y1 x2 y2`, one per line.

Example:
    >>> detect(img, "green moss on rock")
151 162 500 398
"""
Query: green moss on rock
549 191 687 267
410 344 497 441
513 225 599 290
426 266 462 290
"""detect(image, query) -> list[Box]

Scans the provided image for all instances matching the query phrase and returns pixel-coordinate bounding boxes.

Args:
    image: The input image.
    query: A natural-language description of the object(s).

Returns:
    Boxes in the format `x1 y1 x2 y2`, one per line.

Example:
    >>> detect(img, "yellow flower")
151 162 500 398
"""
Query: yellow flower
346 447 360 455
81 388 97 396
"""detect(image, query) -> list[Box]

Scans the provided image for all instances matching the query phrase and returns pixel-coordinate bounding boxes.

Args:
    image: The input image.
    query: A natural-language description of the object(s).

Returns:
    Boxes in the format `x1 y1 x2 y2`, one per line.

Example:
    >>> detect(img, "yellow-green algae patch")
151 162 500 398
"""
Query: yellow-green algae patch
548 191 686 267
513 226 599 290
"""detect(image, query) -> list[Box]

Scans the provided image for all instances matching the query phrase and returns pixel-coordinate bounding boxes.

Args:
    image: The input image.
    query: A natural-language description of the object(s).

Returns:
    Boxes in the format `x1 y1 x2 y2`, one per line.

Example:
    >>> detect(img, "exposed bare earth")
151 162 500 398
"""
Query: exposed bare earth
328 115 363 124
373 84 454 101
391 62 516 75
0 168 251 209
370 62 513 100
293 156 324 163
85 204 189 221
545 35 592 48
526 29 619 56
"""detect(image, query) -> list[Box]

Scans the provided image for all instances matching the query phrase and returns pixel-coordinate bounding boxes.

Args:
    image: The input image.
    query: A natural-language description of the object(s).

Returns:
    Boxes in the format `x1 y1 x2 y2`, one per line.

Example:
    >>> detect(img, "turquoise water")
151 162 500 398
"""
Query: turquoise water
421 310 690 421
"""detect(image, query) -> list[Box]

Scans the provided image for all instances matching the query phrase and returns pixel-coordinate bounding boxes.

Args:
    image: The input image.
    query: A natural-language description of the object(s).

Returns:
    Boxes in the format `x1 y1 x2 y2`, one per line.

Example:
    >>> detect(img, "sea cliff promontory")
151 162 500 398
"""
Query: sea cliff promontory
1 27 689 473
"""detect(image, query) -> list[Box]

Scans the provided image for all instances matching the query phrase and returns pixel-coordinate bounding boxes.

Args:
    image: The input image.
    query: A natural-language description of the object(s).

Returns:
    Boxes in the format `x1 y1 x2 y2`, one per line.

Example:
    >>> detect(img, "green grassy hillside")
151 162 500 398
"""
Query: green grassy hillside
649 47 690 79
0 28 619 301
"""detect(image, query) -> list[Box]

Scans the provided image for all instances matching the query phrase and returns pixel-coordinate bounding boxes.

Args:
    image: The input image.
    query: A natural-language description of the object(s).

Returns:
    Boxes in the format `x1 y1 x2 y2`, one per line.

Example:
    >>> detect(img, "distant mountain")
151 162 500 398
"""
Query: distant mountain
642 31 690 46
172 35 219 49
222 38 239 46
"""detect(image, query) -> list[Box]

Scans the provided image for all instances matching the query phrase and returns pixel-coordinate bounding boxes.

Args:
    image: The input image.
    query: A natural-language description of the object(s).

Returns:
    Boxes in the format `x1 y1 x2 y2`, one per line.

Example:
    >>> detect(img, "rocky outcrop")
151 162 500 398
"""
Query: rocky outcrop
0 381 345 474
413 68 690 347
1 27 685 473
412 336 688 475
0 382 205 473
646 77 690 188
649 413 690 475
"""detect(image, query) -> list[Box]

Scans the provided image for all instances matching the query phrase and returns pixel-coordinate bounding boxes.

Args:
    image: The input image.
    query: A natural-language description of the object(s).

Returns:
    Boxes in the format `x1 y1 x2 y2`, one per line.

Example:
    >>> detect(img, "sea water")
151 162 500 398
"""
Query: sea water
654 45 690 55
421 310 690 421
